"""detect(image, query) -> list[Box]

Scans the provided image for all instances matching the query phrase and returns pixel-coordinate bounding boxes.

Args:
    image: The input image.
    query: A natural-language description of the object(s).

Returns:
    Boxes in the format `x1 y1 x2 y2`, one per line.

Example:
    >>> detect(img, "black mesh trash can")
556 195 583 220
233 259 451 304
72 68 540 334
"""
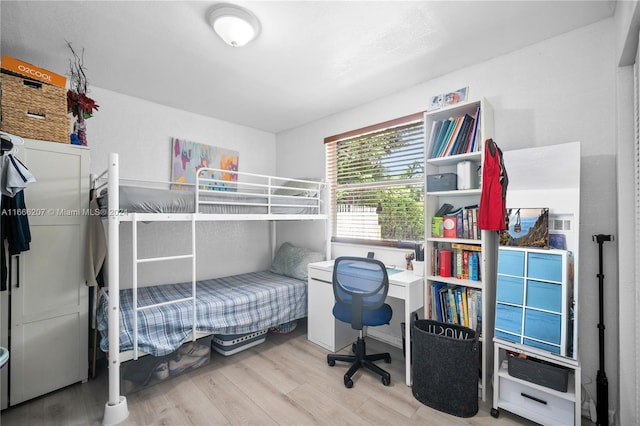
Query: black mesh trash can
412 319 478 417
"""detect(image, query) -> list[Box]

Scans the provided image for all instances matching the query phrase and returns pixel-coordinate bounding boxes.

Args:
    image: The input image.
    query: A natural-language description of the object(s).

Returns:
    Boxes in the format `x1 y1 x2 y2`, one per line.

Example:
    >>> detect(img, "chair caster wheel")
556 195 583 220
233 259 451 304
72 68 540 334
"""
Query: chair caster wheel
490 408 499 418
327 359 335 367
344 376 353 388
352 343 356 353
382 376 390 386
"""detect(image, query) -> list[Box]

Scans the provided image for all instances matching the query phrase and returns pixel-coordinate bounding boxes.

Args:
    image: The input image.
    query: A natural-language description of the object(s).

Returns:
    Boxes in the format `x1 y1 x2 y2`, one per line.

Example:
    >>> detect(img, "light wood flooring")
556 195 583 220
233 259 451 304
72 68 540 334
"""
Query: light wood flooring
1 320 551 425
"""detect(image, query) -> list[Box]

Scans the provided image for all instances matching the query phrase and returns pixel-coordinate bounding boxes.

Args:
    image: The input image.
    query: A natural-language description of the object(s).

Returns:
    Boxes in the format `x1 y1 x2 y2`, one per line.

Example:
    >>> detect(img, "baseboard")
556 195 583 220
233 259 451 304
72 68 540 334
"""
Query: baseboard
367 329 402 349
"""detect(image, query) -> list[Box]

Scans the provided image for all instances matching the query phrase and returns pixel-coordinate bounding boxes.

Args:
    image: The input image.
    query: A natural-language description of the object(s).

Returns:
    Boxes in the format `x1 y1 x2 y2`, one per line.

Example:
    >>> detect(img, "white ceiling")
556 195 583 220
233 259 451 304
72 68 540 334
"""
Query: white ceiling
1 1 616 134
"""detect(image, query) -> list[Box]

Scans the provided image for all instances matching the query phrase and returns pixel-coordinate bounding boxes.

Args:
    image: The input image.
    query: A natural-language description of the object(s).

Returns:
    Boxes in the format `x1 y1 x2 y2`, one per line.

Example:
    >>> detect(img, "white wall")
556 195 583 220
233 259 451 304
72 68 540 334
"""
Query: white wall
276 18 620 417
614 2 640 425
86 87 279 283
87 87 276 183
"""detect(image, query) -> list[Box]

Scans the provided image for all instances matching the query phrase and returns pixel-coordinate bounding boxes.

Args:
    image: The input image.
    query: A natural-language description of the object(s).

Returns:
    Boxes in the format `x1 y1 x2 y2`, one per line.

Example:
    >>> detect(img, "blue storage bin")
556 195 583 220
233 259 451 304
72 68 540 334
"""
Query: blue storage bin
526 280 562 311
495 330 521 344
523 338 561 355
524 309 561 344
498 250 525 276
527 252 562 282
495 304 523 335
496 276 524 304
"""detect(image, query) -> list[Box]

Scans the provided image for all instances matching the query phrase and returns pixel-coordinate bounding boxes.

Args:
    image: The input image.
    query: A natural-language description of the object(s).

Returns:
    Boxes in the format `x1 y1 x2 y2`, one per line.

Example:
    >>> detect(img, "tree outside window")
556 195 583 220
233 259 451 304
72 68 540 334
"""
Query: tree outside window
326 115 424 245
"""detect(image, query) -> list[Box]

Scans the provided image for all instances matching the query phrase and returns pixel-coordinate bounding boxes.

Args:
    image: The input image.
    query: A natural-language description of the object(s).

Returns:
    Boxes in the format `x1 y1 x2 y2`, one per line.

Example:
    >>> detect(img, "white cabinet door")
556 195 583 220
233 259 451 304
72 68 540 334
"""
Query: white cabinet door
8 140 89 405
307 263 358 352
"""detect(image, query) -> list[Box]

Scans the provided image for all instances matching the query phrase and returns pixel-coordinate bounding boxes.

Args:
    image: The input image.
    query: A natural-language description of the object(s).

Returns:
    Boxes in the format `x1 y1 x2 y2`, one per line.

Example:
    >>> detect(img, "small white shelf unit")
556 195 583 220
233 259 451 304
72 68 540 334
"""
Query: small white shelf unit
492 338 581 426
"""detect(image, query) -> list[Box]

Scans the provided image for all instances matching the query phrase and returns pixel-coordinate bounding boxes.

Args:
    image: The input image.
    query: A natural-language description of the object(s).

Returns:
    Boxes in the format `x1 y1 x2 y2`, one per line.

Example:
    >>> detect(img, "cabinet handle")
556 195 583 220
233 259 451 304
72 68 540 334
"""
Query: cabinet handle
521 392 547 405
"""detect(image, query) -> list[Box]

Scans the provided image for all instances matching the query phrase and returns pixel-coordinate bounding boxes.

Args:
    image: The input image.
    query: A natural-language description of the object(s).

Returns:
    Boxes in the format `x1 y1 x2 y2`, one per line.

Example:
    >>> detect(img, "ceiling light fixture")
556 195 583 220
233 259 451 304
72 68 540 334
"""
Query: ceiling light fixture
207 3 261 47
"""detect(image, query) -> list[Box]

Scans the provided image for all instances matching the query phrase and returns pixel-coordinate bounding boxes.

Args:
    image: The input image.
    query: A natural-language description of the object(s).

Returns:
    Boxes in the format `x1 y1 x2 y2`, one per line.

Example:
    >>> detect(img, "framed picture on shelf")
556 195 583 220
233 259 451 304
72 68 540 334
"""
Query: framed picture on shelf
499 207 549 248
427 94 443 111
443 87 468 106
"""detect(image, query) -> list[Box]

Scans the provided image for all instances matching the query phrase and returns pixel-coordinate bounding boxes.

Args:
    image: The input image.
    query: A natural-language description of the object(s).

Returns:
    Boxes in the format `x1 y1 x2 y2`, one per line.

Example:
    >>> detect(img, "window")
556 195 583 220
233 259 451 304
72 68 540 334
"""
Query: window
326 113 425 245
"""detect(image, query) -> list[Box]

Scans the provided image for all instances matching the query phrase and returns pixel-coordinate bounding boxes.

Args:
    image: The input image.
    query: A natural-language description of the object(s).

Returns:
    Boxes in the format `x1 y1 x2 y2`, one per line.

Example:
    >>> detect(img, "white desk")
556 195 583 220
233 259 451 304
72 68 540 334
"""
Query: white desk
307 260 424 386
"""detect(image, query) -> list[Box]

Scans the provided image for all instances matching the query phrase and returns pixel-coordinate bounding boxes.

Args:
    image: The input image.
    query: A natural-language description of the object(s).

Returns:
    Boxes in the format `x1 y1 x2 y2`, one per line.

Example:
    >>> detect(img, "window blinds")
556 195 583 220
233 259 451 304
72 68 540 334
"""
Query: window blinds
326 117 425 243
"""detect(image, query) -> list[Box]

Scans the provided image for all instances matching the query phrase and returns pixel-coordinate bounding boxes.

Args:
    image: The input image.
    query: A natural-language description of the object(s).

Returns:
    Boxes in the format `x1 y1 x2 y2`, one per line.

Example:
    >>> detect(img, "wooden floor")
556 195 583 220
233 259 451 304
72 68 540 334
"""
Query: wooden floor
0 321 545 425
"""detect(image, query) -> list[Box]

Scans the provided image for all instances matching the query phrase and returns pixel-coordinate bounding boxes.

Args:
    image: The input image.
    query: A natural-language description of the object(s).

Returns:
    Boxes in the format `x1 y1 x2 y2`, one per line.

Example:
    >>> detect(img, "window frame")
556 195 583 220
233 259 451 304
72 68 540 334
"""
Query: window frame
325 112 425 247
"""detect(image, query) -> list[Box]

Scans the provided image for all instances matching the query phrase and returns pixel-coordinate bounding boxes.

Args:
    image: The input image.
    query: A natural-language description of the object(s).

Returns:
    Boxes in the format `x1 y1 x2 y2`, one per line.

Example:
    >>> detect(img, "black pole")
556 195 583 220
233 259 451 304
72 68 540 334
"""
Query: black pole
593 234 612 426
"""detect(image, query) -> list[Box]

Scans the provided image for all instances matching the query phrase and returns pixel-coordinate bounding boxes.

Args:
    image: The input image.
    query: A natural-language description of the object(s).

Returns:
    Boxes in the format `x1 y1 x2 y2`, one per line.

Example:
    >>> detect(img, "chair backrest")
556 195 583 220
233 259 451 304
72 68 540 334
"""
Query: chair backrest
332 256 389 330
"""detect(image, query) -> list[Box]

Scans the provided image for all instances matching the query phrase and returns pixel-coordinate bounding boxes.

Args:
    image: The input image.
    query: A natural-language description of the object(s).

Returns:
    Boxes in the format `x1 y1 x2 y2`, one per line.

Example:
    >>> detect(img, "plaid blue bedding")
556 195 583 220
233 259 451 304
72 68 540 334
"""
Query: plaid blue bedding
97 271 307 356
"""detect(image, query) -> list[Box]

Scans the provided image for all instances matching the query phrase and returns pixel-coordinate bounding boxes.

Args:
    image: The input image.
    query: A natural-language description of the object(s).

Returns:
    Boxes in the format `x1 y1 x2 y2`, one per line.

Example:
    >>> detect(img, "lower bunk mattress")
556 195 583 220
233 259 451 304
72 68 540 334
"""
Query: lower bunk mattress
97 270 307 357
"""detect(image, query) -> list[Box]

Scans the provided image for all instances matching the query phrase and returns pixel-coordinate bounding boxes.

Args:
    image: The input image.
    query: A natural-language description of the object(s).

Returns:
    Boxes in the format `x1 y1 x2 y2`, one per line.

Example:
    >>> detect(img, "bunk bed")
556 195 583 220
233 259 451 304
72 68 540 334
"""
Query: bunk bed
95 153 327 425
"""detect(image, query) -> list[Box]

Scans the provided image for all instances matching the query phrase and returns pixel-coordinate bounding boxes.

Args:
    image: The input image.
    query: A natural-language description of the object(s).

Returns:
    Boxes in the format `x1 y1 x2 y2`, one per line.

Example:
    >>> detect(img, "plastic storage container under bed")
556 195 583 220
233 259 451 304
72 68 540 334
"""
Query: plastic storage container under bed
212 329 267 356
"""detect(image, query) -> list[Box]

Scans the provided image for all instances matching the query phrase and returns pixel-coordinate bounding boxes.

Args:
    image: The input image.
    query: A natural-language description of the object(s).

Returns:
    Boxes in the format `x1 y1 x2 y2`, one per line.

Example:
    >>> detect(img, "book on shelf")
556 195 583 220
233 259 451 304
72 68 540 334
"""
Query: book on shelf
455 209 464 237
442 216 457 238
427 106 482 158
433 206 480 240
431 240 481 283
456 288 465 325
462 251 470 280
441 117 464 157
453 247 476 280
451 113 475 155
461 288 469 327
429 118 452 158
433 119 453 157
451 242 481 251
435 203 453 217
455 249 463 279
431 216 443 238
467 106 481 153
427 120 444 158
466 287 478 331
448 288 458 324
432 282 446 322
427 283 482 331
469 252 479 281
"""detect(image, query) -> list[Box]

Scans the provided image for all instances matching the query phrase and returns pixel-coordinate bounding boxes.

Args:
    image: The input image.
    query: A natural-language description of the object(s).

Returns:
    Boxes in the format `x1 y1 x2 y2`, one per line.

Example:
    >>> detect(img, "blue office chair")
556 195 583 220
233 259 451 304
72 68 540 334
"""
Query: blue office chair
327 256 392 388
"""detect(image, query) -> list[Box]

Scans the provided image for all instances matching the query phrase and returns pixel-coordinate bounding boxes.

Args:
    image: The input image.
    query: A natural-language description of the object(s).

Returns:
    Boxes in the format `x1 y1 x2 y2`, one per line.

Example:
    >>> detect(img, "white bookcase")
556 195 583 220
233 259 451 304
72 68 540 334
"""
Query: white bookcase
423 98 497 402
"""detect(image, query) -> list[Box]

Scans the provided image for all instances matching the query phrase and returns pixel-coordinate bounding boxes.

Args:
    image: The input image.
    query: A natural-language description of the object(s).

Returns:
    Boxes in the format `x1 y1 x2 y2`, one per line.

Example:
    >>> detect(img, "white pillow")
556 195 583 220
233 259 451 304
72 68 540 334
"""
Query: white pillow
273 179 320 197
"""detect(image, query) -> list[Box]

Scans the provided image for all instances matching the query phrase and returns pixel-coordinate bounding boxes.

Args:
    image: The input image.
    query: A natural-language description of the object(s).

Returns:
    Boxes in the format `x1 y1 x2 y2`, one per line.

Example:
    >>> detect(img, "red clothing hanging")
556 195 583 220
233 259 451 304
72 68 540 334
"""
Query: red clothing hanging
478 139 508 231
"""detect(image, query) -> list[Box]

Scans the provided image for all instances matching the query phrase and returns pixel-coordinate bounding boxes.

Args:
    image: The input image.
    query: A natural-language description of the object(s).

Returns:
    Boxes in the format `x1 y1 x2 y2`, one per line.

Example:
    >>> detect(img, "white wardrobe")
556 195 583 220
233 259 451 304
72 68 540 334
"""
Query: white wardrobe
0 139 89 408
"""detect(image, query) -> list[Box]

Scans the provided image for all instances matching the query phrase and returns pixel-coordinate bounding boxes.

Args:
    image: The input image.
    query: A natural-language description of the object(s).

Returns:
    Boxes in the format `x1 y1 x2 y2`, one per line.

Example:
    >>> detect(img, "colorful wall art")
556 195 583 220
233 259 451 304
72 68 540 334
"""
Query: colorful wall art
171 138 239 191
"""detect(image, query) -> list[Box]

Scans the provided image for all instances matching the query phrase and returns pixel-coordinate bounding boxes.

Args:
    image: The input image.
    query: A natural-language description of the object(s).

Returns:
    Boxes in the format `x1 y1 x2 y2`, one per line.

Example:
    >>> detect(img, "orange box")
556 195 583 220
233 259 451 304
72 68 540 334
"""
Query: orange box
1 55 66 88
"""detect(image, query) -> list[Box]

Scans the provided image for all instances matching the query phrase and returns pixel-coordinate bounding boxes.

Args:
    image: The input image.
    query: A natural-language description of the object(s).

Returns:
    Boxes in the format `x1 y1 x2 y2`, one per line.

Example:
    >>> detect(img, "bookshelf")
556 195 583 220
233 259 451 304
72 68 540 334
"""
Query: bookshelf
423 98 497 402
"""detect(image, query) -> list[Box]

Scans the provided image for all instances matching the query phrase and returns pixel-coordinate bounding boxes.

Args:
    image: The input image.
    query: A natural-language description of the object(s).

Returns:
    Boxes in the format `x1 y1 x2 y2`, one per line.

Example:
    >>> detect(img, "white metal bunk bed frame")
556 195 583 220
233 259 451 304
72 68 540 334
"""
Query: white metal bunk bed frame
97 153 328 426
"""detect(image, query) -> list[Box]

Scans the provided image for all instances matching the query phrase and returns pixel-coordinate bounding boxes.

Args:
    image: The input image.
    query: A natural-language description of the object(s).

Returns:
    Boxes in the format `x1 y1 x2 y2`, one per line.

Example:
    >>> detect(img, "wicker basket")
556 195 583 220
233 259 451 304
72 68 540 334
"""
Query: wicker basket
0 71 69 143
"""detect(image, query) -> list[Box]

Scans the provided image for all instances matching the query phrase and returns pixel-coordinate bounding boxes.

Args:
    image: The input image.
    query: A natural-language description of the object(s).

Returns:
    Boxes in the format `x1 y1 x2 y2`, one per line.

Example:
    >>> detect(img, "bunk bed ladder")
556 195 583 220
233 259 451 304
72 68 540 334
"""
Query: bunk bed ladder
131 213 198 361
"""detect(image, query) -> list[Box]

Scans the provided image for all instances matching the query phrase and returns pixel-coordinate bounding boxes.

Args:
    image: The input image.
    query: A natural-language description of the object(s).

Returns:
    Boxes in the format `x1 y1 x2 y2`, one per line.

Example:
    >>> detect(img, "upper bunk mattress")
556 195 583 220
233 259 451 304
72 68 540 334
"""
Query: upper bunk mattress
97 185 320 214
97 270 307 356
